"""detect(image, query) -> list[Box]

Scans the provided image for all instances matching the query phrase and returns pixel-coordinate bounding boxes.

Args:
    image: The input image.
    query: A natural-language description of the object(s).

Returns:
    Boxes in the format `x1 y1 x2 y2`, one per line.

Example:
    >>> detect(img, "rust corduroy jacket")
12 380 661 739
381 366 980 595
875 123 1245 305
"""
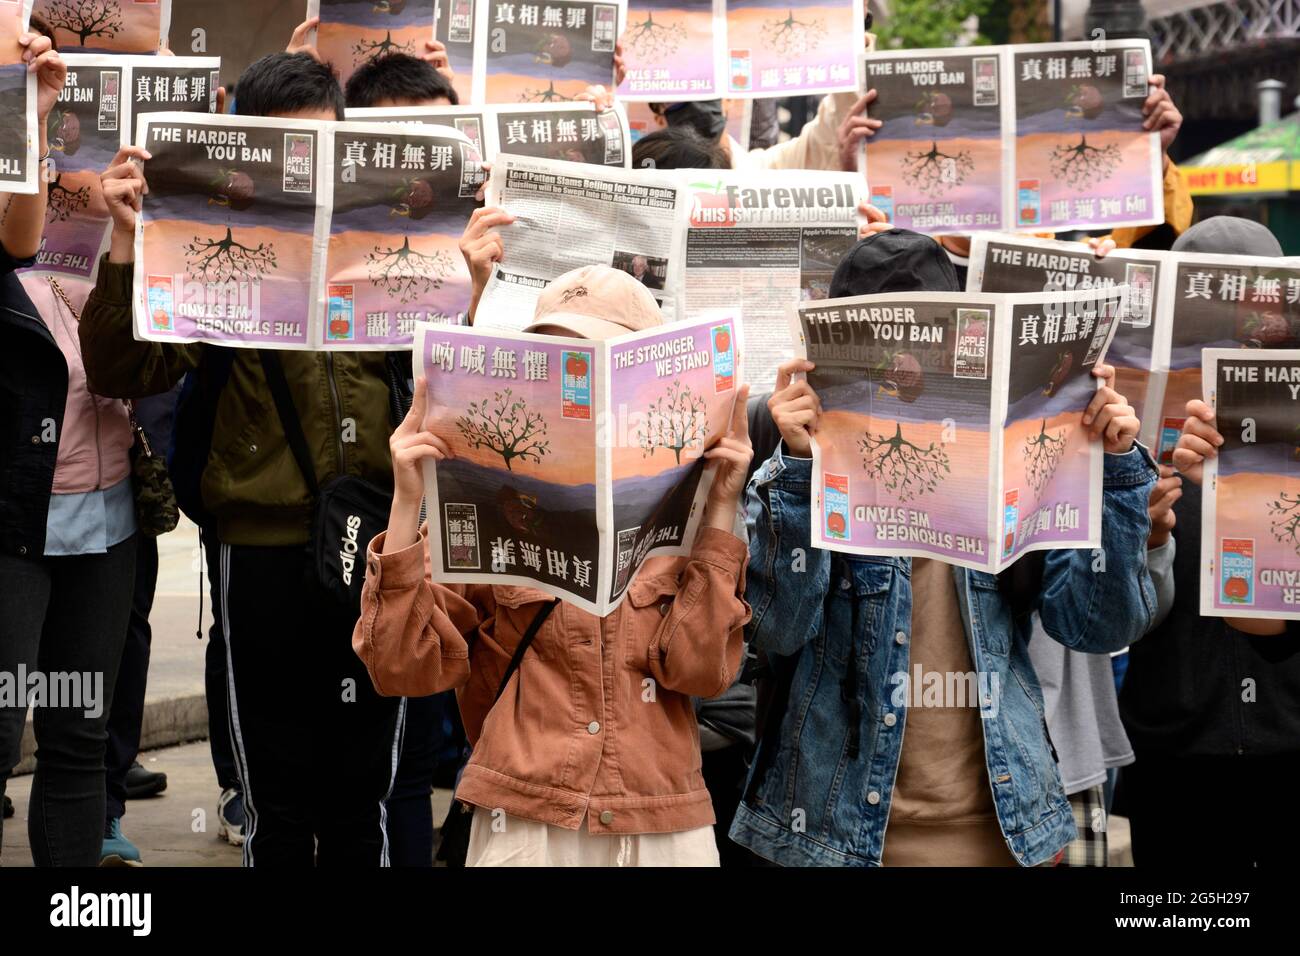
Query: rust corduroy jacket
353 524 751 835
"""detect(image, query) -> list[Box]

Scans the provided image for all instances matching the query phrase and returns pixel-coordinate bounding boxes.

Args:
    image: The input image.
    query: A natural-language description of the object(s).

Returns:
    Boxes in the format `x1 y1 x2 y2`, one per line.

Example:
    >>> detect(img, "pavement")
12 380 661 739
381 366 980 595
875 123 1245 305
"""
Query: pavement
2 740 456 867
2 517 1133 867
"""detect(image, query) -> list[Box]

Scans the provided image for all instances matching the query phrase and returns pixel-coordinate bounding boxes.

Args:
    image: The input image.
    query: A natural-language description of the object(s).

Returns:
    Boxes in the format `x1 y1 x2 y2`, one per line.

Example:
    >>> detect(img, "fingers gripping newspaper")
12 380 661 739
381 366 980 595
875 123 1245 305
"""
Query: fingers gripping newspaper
412 311 742 615
477 153 683 326
1201 349 1300 621
29 55 220 284
308 0 437 89
435 0 476 104
132 112 484 349
0 0 38 195
1151 253 1300 464
345 100 632 168
790 285 1123 572
678 168 864 390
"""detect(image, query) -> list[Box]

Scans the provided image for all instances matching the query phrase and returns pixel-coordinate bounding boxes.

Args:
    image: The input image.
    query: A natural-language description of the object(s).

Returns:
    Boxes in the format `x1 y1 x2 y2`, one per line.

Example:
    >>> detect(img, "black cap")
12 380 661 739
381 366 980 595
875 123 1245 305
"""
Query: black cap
663 100 727 141
829 229 960 298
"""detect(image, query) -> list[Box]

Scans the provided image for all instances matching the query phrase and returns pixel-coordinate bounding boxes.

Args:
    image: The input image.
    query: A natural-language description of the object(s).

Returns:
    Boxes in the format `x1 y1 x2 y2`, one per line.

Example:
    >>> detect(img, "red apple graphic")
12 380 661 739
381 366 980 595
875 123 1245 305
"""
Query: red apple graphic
1043 351 1074 397
1237 311 1292 348
395 178 435 220
1067 85 1104 120
883 352 924 403
151 308 170 330
827 511 846 535
330 317 351 337
49 110 81 156
1224 576 1249 601
714 329 731 353
690 190 735 227
535 34 572 68
565 354 588 378
212 170 254 211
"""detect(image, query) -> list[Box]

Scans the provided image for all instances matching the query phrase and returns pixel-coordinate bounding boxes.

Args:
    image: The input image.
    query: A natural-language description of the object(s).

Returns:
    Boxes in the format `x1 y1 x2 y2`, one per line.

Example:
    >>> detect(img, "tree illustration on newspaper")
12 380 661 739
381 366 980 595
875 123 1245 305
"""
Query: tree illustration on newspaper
456 388 552 471
638 379 707 465
366 236 456 304
41 0 123 47
352 31 416 65
1048 135 1121 189
46 175 91 222
1267 492 1300 555
184 227 278 285
900 141 975 196
760 10 826 56
624 12 687 59
1023 419 1068 497
859 423 950 502
519 81 574 103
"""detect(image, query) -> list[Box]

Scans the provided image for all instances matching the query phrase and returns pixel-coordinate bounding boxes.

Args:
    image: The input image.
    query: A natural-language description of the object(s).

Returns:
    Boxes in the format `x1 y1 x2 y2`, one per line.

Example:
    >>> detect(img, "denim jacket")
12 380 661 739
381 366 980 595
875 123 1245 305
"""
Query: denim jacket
729 443 1159 867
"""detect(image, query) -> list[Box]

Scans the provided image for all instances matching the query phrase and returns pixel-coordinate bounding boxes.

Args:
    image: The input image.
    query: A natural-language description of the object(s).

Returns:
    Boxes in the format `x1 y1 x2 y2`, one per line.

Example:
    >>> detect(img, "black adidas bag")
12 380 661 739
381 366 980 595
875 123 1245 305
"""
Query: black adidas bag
259 350 404 611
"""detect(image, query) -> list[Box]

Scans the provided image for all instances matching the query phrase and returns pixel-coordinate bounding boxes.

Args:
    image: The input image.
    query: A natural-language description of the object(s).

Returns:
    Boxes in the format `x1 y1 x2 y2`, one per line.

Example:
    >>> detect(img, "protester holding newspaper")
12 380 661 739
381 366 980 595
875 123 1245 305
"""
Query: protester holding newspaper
352 265 753 867
76 53 407 868
0 26 143 870
728 229 1159 867
1115 218 1300 867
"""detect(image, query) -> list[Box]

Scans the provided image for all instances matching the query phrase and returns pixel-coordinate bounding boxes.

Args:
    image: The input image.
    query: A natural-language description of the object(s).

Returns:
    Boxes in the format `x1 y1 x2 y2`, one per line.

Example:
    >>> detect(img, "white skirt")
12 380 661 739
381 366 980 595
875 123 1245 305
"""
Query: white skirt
465 806 721 867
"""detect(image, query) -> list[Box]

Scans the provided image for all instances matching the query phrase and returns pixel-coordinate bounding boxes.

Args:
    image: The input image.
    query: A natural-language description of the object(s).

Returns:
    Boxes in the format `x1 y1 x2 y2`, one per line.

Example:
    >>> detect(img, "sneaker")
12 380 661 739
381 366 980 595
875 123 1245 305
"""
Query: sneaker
2 795 13 819
217 788 246 847
100 817 144 867
124 760 168 799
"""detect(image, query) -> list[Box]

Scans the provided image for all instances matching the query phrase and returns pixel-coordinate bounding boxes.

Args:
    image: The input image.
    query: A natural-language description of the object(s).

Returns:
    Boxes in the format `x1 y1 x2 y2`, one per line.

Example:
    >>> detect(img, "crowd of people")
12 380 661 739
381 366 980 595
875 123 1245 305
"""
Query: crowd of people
1 15 1297 870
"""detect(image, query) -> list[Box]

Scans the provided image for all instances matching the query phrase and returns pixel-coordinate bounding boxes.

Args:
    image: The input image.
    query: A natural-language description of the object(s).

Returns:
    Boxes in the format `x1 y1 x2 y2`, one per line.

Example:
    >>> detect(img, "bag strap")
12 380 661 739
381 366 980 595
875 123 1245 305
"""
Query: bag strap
47 276 152 454
385 350 413 430
257 349 320 497
494 598 561 703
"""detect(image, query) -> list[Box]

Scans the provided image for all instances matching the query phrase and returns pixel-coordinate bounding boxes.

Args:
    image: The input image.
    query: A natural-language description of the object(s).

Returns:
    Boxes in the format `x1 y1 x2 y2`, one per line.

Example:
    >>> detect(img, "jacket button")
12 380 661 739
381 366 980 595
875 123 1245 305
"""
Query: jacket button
249 444 258 453
839 578 852 590
895 631 907 645
867 791 881 805
17 545 27 556
883 713 897 727
587 721 600 735
30 435 40 444
659 601 670 616
599 810 614 825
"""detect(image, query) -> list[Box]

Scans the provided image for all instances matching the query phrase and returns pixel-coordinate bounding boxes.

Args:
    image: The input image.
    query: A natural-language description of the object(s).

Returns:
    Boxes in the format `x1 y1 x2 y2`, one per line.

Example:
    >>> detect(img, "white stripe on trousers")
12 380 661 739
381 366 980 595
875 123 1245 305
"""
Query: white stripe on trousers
220 542 404 866
380 697 407 867
220 543 259 867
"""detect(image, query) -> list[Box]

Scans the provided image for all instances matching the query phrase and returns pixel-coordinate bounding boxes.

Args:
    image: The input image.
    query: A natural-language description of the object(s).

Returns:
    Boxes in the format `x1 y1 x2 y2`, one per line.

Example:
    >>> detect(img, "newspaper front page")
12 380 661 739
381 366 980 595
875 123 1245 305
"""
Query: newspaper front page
414 310 741 615
790 285 1122 572
1201 349 1300 621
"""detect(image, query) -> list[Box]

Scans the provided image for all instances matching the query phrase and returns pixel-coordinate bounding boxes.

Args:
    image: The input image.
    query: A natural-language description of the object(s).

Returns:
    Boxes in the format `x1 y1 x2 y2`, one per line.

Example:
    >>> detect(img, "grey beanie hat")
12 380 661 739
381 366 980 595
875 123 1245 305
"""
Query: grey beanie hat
1171 216 1284 257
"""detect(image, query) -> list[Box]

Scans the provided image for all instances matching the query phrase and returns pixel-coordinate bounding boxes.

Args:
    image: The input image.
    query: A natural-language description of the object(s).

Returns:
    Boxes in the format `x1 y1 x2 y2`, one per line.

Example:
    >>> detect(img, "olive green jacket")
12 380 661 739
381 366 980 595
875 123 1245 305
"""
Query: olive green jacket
78 258 395 546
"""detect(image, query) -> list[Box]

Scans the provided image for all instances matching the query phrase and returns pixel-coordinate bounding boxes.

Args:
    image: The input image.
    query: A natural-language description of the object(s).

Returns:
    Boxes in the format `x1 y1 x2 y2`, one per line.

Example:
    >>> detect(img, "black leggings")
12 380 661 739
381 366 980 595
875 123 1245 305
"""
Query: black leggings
0 535 138 866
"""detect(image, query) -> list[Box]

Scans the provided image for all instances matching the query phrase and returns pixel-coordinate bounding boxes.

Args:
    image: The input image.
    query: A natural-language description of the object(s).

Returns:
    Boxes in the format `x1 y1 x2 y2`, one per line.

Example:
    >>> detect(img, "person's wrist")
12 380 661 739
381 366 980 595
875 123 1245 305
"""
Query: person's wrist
108 226 135 263
704 497 738 531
